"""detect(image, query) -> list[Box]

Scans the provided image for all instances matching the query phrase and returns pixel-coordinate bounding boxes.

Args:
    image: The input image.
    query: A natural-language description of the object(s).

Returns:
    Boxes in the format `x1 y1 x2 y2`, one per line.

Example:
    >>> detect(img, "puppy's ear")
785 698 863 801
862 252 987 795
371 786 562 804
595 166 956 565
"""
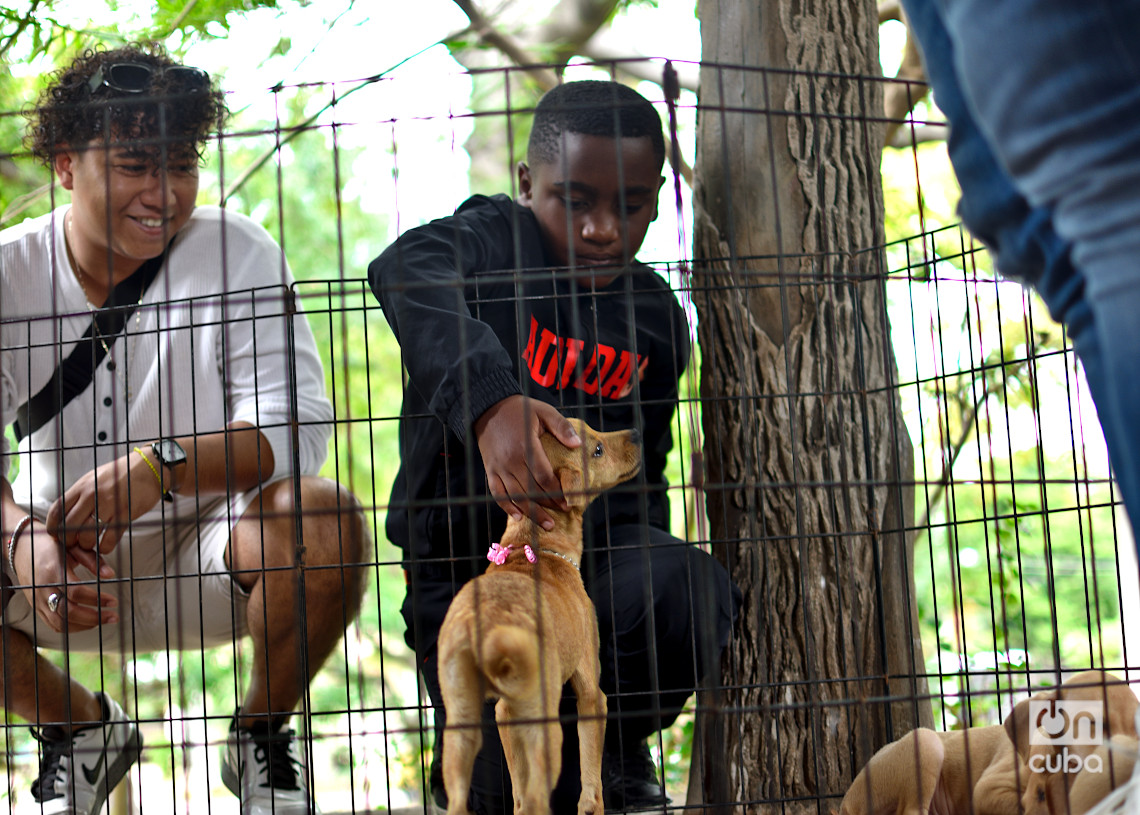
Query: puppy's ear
1006 690 1052 760
559 465 587 507
1005 696 1030 760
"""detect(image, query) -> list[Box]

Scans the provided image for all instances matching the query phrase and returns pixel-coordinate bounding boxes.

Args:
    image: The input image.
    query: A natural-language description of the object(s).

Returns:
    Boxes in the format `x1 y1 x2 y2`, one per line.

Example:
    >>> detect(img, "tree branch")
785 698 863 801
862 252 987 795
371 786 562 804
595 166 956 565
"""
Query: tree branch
578 39 700 93
916 381 989 535
446 2 696 185
0 0 47 62
1 182 53 226
167 0 199 33
538 0 621 63
451 0 561 91
888 123 948 149
222 40 442 203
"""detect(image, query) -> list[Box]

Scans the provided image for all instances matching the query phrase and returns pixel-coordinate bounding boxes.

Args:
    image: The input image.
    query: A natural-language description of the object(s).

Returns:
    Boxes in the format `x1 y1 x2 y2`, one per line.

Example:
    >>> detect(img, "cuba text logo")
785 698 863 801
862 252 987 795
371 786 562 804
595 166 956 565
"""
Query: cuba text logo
1028 700 1103 773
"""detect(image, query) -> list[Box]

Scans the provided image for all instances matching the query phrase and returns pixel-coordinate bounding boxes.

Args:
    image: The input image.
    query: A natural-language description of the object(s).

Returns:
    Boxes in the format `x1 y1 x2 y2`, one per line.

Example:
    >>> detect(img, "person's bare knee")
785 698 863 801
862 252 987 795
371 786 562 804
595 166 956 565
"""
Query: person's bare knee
228 480 298 587
295 476 368 567
229 476 367 607
294 476 368 617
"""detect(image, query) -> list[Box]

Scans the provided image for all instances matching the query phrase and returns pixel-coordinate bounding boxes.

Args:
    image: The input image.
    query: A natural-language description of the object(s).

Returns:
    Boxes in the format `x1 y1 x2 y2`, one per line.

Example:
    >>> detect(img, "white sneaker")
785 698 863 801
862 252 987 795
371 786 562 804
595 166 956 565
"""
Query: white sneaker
29 693 142 815
221 718 319 815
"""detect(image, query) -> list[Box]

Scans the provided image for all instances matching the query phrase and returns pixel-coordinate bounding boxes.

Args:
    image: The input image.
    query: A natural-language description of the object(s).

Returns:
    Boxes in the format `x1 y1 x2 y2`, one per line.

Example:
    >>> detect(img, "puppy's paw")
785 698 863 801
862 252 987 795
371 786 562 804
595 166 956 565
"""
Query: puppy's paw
578 789 604 815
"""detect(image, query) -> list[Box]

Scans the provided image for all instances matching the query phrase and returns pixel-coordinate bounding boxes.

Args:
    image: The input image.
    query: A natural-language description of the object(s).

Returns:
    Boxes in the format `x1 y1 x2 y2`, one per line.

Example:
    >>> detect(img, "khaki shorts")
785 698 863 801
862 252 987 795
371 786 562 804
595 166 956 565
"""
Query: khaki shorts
4 494 254 655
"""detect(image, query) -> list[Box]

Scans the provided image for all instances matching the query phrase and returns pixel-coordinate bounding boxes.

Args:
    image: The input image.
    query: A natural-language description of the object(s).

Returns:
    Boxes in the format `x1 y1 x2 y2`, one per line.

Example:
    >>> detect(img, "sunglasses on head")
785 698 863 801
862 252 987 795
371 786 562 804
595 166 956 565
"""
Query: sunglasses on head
86 62 210 96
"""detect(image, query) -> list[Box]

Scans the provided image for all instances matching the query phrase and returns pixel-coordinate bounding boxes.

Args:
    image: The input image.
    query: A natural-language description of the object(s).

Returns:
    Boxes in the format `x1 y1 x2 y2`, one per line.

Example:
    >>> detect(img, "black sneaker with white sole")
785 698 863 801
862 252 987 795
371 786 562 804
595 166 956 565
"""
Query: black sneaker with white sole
30 693 142 815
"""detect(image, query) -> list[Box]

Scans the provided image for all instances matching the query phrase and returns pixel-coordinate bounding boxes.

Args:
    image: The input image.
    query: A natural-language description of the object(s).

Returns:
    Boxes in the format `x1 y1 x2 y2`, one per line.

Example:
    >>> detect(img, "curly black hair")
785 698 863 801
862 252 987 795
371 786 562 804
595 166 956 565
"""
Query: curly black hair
27 42 227 167
527 80 665 171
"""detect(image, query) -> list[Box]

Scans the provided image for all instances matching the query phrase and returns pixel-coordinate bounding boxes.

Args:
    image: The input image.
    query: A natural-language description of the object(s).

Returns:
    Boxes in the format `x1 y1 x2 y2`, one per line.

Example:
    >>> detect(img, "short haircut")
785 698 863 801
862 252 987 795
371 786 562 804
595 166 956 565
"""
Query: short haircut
27 42 227 167
527 80 665 171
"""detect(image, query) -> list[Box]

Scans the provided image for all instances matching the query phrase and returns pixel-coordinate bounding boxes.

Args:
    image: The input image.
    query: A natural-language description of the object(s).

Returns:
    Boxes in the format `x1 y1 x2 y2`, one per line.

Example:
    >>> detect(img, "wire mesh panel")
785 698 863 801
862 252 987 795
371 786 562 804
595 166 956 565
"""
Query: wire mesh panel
889 220 1136 705
0 43 1137 815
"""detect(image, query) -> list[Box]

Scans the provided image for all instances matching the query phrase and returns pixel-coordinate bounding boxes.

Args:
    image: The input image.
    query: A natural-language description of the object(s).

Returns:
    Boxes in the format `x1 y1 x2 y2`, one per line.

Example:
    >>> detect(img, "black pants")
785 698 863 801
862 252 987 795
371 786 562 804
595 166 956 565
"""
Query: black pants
401 524 741 815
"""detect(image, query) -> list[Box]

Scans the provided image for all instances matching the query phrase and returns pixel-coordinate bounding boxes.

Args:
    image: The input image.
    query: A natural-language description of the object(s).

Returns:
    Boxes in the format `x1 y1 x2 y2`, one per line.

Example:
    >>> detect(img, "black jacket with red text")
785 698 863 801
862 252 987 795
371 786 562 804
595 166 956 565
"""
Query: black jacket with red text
367 193 690 574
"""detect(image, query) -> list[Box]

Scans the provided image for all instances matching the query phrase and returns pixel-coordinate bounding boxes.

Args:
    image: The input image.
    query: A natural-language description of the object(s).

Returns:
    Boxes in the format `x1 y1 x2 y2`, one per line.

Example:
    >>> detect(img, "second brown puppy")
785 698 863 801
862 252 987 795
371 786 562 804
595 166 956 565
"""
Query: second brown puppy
839 724 1022 815
1005 669 1139 815
437 418 642 815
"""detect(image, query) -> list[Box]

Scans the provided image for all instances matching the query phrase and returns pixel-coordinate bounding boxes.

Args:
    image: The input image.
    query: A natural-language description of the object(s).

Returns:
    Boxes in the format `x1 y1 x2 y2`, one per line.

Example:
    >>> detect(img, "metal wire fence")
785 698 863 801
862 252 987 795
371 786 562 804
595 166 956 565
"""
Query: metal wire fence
1 55 1136 815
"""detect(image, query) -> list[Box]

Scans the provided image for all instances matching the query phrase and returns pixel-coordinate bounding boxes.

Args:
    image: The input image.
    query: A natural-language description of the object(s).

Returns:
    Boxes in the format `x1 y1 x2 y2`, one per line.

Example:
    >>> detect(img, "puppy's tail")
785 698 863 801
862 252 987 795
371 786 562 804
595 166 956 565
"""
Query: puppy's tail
480 625 539 698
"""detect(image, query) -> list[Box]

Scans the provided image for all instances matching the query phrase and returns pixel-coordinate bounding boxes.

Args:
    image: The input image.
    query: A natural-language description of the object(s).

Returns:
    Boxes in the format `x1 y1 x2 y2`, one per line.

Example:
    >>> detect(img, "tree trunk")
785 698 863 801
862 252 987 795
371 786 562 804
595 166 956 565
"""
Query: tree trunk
691 1 930 812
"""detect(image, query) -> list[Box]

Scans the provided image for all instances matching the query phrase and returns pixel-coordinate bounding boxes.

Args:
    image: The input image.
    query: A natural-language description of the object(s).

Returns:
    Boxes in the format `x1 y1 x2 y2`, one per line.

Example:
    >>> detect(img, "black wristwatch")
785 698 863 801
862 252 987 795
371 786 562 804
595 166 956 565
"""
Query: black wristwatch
151 439 187 502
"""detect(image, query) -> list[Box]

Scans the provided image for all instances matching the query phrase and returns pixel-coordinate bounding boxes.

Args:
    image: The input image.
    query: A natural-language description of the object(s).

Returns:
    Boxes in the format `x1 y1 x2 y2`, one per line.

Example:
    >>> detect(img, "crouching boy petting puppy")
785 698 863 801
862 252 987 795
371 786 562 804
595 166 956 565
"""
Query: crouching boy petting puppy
369 79 741 814
0 43 366 815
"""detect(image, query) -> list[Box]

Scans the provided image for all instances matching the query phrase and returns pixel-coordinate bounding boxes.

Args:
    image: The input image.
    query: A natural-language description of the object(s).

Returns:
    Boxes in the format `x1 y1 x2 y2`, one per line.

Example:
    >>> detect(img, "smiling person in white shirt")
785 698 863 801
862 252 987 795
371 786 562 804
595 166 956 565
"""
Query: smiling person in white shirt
0 42 366 815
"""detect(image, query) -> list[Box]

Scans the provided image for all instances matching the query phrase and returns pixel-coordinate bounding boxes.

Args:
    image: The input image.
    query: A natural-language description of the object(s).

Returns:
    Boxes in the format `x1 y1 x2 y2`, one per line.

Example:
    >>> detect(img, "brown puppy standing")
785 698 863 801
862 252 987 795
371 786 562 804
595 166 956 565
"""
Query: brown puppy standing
437 418 642 815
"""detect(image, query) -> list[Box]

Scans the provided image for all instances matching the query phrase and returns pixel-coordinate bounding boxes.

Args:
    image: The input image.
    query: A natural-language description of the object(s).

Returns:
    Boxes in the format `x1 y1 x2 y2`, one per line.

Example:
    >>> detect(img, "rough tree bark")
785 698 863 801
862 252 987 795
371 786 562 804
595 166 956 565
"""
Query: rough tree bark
690 0 930 812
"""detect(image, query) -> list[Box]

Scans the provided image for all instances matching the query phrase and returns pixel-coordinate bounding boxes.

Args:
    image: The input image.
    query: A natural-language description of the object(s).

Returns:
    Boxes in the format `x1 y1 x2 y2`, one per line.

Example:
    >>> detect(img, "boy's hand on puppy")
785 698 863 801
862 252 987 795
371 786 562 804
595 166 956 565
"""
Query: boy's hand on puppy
475 395 581 530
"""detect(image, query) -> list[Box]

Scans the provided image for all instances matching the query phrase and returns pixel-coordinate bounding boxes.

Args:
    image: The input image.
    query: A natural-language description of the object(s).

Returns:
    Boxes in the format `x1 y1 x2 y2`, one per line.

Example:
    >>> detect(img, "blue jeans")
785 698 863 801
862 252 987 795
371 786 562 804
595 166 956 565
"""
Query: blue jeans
900 0 1140 538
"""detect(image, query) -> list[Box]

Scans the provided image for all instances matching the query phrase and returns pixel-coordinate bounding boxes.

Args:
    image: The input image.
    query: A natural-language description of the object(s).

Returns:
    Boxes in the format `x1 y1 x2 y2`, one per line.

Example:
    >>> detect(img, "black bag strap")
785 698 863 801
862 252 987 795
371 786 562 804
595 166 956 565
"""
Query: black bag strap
14 250 168 442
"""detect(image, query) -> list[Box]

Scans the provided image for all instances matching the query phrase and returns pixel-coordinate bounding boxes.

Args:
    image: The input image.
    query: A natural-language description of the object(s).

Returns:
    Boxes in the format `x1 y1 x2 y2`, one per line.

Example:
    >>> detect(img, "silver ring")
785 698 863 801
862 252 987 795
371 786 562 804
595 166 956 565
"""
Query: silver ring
47 592 62 613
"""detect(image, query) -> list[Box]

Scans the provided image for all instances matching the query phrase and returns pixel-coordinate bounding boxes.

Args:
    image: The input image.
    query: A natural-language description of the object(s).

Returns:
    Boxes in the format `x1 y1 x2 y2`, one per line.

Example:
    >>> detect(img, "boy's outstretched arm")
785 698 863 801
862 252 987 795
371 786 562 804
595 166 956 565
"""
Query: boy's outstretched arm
368 205 529 440
368 204 583 528
474 395 581 531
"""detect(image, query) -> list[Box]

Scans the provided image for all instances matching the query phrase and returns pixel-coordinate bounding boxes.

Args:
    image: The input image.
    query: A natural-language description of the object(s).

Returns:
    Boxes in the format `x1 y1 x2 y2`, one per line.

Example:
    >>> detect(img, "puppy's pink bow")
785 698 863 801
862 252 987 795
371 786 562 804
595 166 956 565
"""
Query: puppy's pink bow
487 542 511 565
487 543 538 564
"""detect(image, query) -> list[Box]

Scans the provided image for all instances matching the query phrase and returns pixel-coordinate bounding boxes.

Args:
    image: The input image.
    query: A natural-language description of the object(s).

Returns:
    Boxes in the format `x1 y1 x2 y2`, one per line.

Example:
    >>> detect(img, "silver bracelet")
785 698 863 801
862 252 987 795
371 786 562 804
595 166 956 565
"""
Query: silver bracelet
7 514 32 578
